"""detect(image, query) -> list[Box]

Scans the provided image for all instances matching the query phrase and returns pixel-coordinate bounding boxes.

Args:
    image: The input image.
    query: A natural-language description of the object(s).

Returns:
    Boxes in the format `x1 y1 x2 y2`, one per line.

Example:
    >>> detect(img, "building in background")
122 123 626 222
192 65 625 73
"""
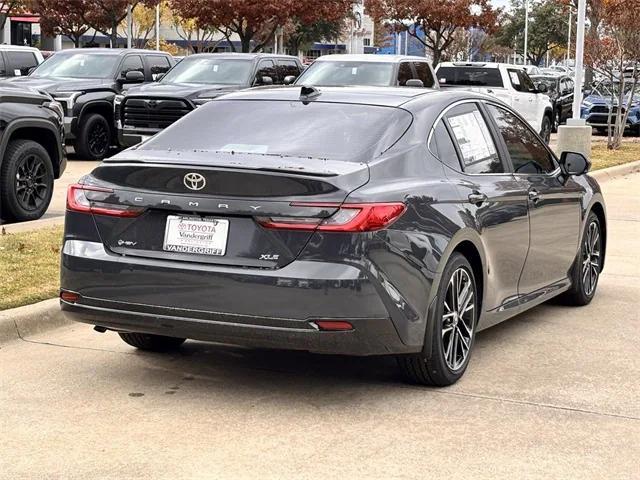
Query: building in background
1 1 377 57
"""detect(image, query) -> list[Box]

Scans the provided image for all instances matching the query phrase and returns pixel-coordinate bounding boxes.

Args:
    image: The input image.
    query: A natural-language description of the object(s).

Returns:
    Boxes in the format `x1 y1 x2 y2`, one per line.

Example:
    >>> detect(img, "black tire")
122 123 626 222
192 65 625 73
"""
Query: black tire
552 109 561 133
118 332 186 352
0 139 54 222
540 115 552 143
559 212 603 306
76 113 111 160
398 253 478 386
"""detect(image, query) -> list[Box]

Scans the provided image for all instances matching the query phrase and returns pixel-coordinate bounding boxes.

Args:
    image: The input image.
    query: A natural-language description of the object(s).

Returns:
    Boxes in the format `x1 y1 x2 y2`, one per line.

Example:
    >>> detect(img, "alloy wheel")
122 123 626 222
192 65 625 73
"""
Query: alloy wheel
88 122 109 157
441 267 475 371
15 154 49 212
582 221 601 296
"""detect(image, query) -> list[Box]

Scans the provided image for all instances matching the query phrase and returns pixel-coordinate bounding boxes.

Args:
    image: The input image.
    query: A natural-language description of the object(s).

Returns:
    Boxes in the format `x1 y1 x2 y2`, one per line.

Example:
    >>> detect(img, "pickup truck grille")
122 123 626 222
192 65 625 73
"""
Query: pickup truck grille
590 105 624 114
122 98 192 130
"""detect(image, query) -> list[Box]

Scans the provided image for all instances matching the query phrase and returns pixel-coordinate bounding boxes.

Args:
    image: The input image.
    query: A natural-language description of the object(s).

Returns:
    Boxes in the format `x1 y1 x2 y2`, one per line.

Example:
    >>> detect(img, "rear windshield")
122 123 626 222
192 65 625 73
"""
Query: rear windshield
437 66 504 87
142 99 413 162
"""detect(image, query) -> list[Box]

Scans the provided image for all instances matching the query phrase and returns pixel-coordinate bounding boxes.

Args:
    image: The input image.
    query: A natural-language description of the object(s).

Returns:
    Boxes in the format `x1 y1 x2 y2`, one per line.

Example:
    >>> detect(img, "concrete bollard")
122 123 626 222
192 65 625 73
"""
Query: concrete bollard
557 118 592 160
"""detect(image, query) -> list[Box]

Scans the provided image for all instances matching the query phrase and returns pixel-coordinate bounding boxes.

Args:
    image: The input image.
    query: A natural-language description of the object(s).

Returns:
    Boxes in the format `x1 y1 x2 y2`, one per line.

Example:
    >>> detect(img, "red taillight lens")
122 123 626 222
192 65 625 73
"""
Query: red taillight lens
67 184 143 218
60 291 80 303
257 202 406 232
314 320 354 331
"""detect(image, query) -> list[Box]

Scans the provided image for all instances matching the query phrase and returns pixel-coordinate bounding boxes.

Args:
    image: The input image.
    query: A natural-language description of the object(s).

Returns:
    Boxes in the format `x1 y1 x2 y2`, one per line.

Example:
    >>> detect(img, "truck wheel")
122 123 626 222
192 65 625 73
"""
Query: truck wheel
552 109 561 133
540 115 552 143
0 139 54 222
77 113 111 160
118 332 186 352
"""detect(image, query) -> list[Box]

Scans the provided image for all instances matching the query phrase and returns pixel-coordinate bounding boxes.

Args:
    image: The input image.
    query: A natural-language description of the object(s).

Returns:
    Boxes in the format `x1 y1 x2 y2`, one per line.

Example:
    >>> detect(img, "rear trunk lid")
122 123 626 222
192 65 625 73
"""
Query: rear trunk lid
85 149 369 269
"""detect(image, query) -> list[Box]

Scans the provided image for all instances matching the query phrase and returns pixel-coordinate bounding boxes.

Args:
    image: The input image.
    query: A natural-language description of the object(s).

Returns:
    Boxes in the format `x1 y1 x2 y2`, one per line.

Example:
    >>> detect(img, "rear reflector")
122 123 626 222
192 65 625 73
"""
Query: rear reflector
257 202 406 232
67 184 144 218
60 291 80 303
314 320 354 331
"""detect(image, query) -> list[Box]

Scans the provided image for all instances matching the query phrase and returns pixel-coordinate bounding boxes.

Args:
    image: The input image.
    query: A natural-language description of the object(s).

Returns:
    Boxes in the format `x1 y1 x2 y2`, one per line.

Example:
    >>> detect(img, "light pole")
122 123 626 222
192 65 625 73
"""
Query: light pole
155 4 160 51
557 0 591 160
523 0 529 65
566 8 572 65
572 0 586 119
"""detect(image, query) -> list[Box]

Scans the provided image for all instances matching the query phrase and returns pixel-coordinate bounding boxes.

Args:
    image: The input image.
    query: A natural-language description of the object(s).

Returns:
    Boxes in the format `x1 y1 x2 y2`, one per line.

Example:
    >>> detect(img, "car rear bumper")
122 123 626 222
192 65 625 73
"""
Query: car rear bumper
61 299 412 356
60 239 419 356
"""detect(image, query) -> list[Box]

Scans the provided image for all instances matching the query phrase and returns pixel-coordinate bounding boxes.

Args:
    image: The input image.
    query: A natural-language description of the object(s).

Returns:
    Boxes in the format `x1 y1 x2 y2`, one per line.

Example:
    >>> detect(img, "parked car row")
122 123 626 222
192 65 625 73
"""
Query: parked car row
0 50 602 224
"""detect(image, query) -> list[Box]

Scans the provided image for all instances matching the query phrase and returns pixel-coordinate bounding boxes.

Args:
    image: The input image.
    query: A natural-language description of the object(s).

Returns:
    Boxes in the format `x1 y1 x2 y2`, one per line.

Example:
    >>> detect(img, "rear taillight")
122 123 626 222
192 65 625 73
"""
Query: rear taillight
256 202 406 232
67 184 144 218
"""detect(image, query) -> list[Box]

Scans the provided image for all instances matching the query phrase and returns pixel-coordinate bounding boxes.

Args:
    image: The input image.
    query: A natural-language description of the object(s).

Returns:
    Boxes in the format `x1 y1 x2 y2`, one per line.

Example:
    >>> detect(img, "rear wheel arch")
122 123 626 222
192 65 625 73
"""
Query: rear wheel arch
451 240 484 317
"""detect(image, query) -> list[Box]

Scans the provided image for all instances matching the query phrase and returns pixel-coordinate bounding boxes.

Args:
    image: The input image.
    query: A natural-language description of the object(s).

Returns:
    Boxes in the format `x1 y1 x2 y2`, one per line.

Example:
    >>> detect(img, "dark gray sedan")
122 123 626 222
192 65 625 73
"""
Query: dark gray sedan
60 86 606 386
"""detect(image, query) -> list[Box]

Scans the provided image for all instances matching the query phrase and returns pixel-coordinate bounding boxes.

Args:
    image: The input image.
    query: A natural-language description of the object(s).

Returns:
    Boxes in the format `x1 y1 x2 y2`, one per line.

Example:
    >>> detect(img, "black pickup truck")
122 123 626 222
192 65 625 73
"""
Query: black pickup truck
3 48 174 160
0 85 65 222
116 53 304 147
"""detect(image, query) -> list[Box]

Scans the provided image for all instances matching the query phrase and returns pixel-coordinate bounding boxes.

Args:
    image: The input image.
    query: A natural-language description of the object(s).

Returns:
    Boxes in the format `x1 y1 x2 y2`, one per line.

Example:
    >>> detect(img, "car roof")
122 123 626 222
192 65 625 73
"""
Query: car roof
214 85 491 108
181 52 299 61
0 45 40 52
437 61 524 70
53 48 169 56
314 54 429 63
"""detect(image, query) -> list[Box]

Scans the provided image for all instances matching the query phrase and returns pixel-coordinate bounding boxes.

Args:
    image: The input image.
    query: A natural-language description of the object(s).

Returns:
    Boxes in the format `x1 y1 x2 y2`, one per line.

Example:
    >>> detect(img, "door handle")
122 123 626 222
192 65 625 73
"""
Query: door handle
468 191 488 205
528 189 541 203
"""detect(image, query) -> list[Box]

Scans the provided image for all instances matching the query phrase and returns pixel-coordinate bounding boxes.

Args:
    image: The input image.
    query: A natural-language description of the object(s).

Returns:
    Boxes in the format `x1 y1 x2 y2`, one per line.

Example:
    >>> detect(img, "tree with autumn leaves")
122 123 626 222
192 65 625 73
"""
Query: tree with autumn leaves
366 0 499 66
169 0 355 53
585 0 640 149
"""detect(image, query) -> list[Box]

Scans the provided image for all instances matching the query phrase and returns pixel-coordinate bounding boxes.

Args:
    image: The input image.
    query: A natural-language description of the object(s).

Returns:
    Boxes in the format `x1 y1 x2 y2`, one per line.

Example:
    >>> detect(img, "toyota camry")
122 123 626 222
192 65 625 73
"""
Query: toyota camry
60 86 606 386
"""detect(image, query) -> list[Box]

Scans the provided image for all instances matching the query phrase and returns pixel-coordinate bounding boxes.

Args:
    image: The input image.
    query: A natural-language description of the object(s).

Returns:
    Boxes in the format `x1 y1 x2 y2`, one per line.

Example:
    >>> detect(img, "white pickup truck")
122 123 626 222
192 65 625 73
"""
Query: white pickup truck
435 62 554 143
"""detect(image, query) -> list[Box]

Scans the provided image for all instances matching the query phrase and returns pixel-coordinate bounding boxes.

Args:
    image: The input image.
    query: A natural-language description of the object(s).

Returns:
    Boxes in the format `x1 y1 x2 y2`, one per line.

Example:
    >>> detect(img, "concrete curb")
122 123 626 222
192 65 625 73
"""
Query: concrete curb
0 298 70 346
591 159 640 182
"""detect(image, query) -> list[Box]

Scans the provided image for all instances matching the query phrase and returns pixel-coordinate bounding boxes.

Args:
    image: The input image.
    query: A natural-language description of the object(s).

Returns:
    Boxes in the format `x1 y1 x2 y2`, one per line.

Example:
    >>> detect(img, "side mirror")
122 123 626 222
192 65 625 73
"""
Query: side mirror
283 75 297 85
405 79 424 88
27 66 36 75
536 82 548 93
560 151 590 176
123 70 144 83
154 72 165 82
259 76 273 86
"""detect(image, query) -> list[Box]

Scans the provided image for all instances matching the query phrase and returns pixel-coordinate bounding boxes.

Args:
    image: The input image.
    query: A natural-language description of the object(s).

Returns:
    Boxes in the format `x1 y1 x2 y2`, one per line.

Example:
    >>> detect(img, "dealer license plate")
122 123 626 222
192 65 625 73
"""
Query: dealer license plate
163 216 229 256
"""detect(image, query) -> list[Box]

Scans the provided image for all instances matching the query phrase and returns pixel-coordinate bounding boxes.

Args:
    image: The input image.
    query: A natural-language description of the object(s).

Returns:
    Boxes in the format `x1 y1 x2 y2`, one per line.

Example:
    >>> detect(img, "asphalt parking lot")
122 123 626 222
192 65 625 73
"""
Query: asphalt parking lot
1 173 638 479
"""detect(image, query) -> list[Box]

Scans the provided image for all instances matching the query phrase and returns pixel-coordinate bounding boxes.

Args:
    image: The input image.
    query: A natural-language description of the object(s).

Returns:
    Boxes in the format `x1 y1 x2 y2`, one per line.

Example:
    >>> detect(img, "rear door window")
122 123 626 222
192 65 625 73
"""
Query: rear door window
255 60 278 85
413 62 435 88
119 55 144 79
278 59 301 79
397 62 414 86
6 51 38 76
0 54 6 76
445 104 504 174
437 66 503 87
146 55 172 80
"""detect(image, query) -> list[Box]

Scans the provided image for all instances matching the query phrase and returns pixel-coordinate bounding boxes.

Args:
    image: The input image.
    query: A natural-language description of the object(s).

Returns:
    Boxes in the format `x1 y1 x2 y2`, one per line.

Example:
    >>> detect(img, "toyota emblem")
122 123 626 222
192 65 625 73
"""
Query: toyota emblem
183 172 206 191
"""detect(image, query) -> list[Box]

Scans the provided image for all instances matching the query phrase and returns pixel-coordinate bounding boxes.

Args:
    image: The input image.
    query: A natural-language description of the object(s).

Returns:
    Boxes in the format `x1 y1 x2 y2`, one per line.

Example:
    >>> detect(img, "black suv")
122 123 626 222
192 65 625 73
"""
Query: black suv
3 48 174 160
0 85 65 222
116 53 303 147
530 74 574 131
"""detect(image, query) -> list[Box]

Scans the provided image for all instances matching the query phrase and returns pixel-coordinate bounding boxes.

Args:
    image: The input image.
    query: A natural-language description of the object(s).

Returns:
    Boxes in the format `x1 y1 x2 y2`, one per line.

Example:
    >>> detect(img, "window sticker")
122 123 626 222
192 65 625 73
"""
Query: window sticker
447 111 497 166
351 67 358 75
509 71 520 85
213 64 219 72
